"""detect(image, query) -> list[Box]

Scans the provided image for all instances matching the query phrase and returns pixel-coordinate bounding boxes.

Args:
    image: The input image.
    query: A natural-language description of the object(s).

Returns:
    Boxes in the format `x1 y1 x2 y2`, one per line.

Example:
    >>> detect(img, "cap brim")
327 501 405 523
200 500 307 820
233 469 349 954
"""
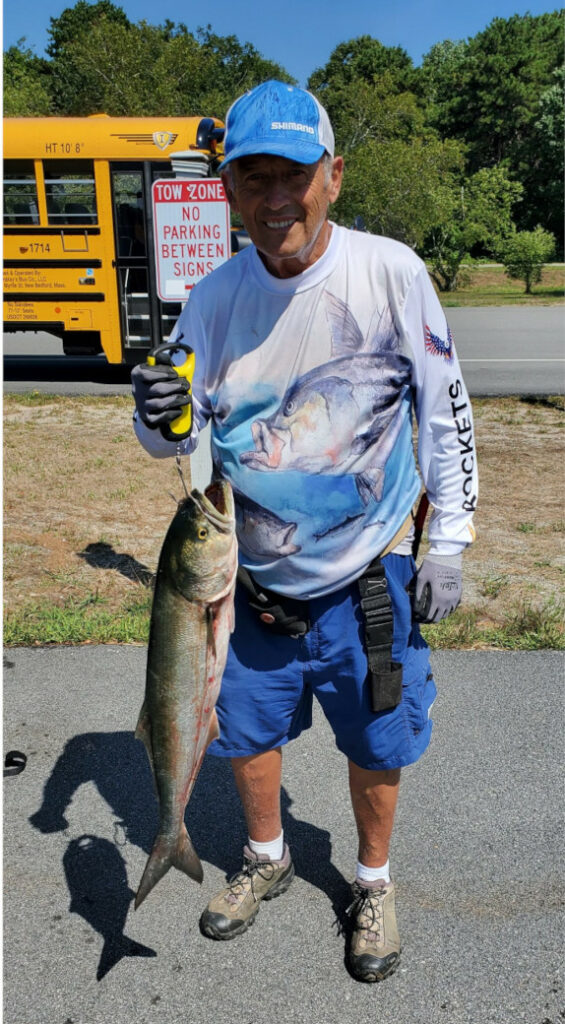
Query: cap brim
221 139 327 169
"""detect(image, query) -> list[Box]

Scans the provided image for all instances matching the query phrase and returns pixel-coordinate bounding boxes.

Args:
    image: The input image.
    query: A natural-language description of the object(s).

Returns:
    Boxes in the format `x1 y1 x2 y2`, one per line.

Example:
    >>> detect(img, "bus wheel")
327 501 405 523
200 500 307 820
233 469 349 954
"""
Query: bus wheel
62 331 102 356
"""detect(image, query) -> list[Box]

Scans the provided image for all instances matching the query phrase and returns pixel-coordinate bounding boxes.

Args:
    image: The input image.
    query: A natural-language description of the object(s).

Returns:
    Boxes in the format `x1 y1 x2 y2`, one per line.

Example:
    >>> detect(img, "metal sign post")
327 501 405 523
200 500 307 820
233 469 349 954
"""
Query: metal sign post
151 179 231 302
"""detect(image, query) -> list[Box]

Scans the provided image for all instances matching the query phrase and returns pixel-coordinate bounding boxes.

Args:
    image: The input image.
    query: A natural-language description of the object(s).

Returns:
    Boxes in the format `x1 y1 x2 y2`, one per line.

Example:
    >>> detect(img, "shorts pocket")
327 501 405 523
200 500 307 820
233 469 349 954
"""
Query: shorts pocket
402 668 436 739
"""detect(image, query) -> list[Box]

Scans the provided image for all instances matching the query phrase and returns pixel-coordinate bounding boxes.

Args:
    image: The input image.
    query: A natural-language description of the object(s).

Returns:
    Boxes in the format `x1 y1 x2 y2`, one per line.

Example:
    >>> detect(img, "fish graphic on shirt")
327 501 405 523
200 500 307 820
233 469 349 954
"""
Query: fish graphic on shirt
240 294 410 504
233 488 301 560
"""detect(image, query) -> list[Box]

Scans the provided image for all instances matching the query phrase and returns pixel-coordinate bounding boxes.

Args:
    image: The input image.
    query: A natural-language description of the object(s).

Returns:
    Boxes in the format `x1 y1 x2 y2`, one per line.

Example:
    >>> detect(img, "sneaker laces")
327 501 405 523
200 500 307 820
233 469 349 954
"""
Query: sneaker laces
347 882 386 941
224 854 277 907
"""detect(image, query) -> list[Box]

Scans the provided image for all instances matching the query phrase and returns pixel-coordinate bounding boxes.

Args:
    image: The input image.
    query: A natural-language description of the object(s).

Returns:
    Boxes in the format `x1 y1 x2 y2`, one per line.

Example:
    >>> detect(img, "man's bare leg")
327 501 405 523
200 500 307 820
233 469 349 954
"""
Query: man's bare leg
231 747 283 842
200 746 293 939
347 761 402 981
348 762 400 866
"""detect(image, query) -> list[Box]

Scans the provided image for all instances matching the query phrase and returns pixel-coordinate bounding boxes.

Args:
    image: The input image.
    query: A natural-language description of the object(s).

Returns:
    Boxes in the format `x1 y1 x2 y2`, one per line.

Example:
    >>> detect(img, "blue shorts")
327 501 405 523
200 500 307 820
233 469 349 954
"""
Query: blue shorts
209 553 437 771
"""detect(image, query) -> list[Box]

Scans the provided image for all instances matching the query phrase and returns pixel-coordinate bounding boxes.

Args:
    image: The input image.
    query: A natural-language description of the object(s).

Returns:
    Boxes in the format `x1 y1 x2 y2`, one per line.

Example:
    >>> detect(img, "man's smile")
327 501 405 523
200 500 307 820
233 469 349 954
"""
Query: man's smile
264 218 297 230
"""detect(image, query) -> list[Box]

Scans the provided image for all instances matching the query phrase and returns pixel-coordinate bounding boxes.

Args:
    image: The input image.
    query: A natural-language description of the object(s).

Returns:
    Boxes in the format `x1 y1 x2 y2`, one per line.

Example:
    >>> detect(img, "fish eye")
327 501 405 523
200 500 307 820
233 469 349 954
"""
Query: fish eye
284 400 295 416
197 526 208 540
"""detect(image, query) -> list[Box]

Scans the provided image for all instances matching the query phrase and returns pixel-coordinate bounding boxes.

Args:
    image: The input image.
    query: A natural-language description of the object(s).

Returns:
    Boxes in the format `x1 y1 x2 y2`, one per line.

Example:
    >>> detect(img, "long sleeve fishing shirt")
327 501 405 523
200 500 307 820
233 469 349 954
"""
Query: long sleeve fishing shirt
134 223 478 599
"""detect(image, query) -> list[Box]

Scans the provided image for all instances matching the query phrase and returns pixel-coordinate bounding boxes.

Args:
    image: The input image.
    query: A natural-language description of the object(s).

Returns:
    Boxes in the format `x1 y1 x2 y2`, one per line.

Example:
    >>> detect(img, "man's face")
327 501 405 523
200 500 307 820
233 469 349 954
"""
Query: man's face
222 153 343 279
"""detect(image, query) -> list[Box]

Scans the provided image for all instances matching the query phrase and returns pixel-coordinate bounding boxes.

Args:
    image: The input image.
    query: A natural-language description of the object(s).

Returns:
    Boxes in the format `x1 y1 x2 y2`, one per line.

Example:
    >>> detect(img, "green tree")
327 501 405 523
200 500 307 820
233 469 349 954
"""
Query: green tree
47 0 131 113
54 19 195 115
317 76 430 156
334 136 464 250
3 41 52 115
40 6 294 117
423 12 564 169
195 26 294 115
501 227 556 293
427 166 523 291
308 35 416 136
418 39 469 129
309 35 415 94
518 68 565 253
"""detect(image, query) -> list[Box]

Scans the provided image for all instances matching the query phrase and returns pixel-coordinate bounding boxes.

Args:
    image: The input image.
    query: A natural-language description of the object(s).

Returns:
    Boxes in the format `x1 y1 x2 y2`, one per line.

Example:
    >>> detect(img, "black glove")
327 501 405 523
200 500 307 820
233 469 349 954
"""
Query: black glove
131 361 190 430
412 553 462 623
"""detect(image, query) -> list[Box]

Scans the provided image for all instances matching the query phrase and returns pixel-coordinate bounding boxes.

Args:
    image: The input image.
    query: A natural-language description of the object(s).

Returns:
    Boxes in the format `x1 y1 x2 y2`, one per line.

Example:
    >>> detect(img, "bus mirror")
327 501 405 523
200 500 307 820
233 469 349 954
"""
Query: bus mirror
196 117 225 153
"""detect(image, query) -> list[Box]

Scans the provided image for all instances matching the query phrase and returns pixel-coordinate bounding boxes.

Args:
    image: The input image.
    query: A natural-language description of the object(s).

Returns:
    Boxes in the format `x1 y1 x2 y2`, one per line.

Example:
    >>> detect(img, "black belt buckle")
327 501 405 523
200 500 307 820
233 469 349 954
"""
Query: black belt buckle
237 567 310 637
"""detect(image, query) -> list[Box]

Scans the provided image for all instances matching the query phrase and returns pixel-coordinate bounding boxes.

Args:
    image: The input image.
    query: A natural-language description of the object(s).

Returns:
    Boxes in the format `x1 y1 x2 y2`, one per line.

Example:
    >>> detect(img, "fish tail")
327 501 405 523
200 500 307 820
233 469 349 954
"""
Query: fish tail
97 934 156 980
135 826 203 909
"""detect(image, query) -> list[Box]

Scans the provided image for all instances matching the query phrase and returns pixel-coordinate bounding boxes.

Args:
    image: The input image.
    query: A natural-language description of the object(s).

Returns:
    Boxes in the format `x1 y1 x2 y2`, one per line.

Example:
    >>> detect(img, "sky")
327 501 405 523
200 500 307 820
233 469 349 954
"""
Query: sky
2 0 562 86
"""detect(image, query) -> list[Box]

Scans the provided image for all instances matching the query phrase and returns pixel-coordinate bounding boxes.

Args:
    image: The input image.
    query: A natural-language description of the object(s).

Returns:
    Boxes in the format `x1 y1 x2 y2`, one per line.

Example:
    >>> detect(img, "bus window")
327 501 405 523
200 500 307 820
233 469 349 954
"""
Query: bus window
113 171 146 257
44 160 98 225
3 160 40 224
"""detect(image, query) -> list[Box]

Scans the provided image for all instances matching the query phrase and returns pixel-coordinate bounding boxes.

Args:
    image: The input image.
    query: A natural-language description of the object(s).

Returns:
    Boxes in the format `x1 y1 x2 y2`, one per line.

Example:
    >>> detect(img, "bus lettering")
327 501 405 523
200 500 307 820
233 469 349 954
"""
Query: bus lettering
44 141 84 154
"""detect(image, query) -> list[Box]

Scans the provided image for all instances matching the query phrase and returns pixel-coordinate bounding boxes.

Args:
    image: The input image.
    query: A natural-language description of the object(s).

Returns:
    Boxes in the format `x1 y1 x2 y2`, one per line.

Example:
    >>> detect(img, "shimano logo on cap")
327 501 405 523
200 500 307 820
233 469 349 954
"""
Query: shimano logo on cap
271 121 315 135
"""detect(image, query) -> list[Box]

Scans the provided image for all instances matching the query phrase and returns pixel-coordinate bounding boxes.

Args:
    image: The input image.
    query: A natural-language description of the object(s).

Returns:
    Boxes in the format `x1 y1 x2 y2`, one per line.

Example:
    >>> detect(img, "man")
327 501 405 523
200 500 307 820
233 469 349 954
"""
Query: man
131 80 477 982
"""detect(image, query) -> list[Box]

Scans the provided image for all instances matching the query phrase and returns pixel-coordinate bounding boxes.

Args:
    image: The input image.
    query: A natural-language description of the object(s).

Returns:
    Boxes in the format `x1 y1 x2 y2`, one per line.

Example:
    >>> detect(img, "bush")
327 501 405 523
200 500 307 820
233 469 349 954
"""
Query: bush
501 227 556 293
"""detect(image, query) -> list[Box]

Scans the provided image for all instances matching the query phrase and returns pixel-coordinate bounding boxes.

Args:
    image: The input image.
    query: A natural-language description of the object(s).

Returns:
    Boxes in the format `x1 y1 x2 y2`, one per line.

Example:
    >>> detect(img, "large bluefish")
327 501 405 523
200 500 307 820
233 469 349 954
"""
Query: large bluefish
240 294 410 504
135 480 237 909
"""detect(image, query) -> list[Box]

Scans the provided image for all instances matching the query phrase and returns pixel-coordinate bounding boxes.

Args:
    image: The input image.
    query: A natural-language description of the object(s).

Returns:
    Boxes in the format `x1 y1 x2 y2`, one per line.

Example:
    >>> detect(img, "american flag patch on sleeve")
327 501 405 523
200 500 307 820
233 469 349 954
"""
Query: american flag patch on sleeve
424 324 454 361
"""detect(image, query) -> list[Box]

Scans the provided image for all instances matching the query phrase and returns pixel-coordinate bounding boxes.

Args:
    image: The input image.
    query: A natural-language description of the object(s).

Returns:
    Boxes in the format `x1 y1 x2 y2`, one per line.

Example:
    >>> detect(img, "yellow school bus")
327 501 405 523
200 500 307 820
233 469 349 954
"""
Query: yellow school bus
3 115 225 363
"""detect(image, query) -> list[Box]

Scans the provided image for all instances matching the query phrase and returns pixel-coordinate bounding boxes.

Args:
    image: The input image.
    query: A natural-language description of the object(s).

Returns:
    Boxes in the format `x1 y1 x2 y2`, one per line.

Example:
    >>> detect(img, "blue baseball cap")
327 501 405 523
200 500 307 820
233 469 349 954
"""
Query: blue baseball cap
221 80 335 169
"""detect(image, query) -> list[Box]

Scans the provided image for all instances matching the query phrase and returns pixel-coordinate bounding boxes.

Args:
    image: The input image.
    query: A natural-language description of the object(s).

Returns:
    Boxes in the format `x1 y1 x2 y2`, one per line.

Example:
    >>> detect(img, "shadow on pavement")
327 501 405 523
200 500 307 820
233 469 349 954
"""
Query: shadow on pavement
63 835 156 980
29 731 352 977
3 355 133 385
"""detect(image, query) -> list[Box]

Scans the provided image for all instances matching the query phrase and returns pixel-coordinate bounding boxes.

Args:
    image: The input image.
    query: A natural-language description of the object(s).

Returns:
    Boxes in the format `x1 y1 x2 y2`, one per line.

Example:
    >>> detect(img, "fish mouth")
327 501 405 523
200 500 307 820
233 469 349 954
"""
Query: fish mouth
239 420 287 469
189 480 235 532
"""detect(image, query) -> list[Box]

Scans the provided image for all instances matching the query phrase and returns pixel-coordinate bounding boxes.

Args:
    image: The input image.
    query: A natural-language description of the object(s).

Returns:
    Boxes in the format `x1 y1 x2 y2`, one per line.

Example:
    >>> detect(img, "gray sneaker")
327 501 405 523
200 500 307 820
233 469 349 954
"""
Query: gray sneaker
347 878 401 982
200 844 295 940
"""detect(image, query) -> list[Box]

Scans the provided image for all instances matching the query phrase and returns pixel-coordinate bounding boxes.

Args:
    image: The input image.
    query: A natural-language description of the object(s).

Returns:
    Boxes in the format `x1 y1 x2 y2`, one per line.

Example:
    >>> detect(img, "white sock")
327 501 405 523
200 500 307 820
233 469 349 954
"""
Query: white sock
248 830 284 861
356 859 390 884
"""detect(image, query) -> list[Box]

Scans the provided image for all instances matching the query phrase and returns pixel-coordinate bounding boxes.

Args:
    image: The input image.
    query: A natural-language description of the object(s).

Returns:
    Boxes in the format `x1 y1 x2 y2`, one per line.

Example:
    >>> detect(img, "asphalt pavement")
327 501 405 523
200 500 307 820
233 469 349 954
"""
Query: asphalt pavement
3 647 564 1024
4 305 565 396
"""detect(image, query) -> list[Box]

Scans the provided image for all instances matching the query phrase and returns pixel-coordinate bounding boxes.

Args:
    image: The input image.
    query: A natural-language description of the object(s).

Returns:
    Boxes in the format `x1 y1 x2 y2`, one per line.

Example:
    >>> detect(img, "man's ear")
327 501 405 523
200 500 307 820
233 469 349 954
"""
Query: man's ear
328 156 344 205
221 171 239 213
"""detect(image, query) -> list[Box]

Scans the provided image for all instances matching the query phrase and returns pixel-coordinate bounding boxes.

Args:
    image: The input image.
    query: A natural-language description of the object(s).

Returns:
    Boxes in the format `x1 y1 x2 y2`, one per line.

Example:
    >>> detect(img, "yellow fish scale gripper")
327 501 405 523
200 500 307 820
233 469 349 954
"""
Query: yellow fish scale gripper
146 341 196 443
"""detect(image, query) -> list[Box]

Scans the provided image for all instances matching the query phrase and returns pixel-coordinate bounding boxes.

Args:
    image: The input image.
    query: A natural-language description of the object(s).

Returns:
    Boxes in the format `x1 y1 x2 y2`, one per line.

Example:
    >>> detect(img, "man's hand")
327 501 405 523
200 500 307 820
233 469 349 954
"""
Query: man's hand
412 553 462 623
131 362 190 430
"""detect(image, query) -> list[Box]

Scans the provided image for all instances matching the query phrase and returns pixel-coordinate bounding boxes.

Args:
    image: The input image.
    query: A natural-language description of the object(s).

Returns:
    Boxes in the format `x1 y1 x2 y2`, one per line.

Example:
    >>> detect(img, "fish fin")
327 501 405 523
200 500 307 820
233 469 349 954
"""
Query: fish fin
356 467 385 505
97 934 156 980
366 304 399 352
206 708 220 746
205 605 217 661
135 702 156 780
135 826 203 910
134 701 149 745
325 293 365 357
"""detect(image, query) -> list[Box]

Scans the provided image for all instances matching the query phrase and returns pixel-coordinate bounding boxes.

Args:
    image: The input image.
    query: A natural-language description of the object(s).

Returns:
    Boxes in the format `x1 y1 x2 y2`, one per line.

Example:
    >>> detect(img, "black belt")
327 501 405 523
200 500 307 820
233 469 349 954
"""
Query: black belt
238 556 402 713
237 566 310 638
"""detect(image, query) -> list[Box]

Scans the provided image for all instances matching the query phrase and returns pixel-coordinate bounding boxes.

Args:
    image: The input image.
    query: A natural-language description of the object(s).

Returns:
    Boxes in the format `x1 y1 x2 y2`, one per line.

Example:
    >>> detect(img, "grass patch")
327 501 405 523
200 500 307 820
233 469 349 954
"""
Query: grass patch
3 593 152 646
4 390 133 408
423 598 565 651
433 263 564 306
4 393 563 650
4 593 563 650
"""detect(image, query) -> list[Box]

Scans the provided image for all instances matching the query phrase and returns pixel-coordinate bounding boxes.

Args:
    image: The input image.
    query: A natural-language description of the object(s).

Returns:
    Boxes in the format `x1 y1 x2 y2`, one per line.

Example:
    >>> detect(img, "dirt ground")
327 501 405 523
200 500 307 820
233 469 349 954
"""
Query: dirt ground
3 393 564 641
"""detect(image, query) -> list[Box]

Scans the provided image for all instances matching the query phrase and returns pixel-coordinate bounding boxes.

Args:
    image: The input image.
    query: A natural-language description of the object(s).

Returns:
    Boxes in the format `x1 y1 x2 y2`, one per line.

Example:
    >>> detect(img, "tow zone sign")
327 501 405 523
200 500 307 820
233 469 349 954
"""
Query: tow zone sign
152 179 231 301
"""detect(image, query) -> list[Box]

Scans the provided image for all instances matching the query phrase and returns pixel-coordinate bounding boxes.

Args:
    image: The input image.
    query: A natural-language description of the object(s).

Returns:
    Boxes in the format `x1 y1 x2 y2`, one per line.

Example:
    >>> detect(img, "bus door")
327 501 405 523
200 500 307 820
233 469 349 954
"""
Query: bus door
111 163 181 358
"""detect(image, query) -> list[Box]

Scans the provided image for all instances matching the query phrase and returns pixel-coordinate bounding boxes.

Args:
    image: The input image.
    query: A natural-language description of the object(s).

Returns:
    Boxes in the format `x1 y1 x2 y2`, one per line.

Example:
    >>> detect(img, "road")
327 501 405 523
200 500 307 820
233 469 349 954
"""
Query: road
3 647 563 1024
3 306 565 396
